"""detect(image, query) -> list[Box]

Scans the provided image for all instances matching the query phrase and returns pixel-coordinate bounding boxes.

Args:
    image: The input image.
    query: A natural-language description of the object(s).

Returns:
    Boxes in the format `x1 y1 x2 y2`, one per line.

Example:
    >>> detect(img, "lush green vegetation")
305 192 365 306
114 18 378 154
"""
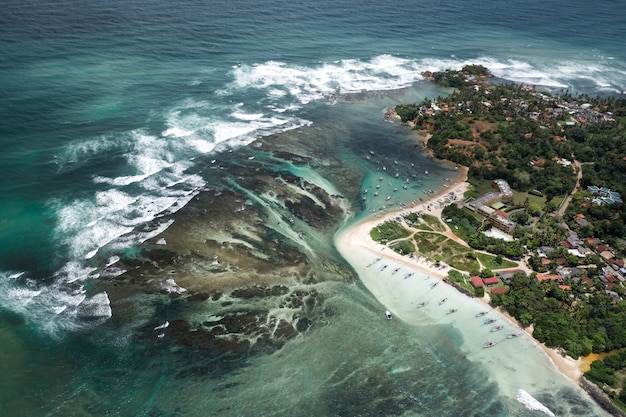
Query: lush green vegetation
394 67 626 408
491 275 626 359
406 71 626 209
369 221 410 243
395 69 626 392
390 239 415 255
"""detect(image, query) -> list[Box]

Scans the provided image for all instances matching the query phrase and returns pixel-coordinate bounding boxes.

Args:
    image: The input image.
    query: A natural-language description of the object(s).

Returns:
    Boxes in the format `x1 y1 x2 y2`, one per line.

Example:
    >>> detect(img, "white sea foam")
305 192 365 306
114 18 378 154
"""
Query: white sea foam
229 54 624 112
162 126 194 137
161 278 187 294
77 292 112 319
231 110 264 121
0 269 111 336
230 55 427 104
516 389 556 417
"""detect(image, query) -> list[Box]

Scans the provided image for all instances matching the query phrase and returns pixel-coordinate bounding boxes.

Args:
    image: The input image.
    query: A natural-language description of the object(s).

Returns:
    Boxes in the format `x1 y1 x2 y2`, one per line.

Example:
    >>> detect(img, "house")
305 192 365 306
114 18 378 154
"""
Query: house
600 250 615 261
470 276 484 288
585 237 600 247
536 273 560 282
581 276 595 287
482 276 500 286
609 259 625 270
491 287 508 294
539 246 555 257
574 214 590 227
500 269 525 284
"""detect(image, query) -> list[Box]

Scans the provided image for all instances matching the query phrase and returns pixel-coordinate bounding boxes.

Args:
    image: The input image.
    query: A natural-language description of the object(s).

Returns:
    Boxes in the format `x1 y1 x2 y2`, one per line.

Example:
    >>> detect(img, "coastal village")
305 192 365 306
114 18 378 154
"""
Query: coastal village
366 66 626 415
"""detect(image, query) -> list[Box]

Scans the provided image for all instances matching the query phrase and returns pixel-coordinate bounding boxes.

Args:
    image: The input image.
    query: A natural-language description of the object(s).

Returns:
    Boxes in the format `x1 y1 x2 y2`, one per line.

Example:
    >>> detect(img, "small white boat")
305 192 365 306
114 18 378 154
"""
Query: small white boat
154 321 170 331
385 310 392 320
483 341 496 348
507 333 521 339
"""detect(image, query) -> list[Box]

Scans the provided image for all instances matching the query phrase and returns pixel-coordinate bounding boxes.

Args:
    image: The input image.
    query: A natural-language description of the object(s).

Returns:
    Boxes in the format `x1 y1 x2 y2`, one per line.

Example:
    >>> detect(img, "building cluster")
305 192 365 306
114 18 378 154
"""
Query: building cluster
418 75 615 129
586 185 623 205
458 178 625 301
465 179 516 233
536 231 626 301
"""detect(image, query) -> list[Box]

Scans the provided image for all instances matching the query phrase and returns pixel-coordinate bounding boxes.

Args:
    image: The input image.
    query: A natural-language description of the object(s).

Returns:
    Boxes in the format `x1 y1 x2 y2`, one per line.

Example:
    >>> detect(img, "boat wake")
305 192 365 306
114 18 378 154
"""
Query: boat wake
516 389 556 417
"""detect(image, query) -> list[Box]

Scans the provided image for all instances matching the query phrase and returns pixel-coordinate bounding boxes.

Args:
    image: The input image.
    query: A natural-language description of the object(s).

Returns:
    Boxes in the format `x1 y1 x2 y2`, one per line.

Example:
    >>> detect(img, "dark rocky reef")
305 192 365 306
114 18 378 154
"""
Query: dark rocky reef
99 141 361 376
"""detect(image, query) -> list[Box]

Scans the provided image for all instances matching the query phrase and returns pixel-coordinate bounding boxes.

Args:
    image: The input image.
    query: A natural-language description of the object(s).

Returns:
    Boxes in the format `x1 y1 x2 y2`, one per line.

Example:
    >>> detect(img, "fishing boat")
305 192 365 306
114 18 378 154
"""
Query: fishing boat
446 309 457 315
438 298 447 305
417 301 428 308
507 333 521 339
483 341 496 348
491 326 504 332
484 318 496 325
476 311 489 317
385 310 392 320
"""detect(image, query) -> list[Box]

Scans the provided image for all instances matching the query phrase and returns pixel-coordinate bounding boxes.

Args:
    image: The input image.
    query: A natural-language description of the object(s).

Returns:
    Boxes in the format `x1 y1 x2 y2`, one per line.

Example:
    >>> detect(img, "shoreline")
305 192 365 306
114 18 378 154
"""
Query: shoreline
335 165 586 389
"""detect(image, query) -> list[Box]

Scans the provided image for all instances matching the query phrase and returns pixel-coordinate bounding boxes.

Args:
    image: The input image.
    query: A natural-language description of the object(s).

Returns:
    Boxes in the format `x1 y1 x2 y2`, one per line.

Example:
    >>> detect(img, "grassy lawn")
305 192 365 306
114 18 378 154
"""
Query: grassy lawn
413 232 447 253
414 232 480 272
405 212 446 232
475 252 518 269
445 219 477 243
421 213 446 232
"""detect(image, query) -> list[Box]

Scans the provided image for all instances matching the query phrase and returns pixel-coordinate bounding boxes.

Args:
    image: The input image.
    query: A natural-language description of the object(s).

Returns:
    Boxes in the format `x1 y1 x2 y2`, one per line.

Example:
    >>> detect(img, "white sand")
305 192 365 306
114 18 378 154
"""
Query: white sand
335 166 584 393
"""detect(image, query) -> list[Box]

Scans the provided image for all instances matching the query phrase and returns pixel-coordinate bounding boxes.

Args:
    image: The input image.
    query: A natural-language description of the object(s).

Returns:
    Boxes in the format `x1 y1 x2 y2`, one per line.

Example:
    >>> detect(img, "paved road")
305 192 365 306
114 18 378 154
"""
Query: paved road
556 159 582 219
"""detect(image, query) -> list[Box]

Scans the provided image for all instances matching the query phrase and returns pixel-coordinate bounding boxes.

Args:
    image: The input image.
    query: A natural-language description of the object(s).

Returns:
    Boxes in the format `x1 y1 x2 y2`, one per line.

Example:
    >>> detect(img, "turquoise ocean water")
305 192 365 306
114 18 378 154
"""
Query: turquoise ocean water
1 0 625 415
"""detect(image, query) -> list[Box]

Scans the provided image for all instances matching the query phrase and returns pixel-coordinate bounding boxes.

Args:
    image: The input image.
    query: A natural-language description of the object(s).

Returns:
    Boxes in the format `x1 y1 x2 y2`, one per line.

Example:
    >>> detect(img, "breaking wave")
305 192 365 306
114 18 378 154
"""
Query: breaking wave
517 389 556 417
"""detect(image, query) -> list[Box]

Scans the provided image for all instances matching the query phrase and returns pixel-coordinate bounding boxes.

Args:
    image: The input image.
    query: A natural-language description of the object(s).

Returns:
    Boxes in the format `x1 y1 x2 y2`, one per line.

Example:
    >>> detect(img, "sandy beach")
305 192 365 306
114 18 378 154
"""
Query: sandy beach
335 165 585 390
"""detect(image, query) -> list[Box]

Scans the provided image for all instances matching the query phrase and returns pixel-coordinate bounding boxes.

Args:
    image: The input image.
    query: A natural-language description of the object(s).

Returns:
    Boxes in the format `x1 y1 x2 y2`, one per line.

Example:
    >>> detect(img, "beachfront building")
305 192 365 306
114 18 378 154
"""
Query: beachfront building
466 179 513 212
465 179 516 234
470 276 484 288
499 269 526 284
488 210 516 234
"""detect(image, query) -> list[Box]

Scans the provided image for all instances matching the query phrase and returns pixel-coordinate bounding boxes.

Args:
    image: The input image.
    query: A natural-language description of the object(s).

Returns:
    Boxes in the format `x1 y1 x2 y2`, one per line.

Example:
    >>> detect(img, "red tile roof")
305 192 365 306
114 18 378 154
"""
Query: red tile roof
491 287 507 294
482 276 500 285
470 276 484 287
536 273 560 282
582 276 595 286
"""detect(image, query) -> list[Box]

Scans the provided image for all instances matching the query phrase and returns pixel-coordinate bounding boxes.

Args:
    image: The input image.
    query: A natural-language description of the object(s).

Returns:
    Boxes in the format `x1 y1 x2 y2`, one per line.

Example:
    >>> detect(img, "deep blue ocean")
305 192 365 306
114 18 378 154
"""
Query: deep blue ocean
1 0 625 415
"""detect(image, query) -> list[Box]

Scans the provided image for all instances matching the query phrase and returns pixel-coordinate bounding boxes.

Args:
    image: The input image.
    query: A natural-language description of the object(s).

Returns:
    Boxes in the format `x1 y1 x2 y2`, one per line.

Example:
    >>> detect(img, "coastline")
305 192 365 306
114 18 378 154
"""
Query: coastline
335 165 586 390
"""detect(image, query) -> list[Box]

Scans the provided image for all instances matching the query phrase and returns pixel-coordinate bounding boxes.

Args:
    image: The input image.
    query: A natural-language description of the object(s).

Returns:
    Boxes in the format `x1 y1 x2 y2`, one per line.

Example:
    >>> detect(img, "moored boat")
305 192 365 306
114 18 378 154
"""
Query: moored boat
484 318 496 325
385 310 392 320
483 341 496 348
491 326 504 332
